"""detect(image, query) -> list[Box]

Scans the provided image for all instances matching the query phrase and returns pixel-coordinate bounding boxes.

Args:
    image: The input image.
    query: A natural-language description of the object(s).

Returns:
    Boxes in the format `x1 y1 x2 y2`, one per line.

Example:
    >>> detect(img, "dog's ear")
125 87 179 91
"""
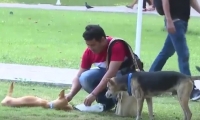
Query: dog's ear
8 82 14 96
59 90 65 99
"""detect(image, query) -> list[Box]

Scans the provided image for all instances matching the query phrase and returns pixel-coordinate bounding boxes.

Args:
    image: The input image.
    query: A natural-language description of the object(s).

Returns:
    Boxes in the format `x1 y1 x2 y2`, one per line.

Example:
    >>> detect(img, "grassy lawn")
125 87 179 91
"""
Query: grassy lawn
0 81 200 120
0 7 200 119
1 8 200 73
0 0 131 6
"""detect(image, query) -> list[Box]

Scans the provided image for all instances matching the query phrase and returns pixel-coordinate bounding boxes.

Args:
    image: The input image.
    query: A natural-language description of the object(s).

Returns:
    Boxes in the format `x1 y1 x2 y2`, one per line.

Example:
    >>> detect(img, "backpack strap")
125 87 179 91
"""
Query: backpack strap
105 38 140 72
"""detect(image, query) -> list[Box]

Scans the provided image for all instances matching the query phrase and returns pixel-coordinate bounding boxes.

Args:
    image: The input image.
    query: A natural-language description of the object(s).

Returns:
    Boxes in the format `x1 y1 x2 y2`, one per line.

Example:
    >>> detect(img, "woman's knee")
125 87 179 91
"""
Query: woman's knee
158 49 175 59
178 49 189 62
160 50 175 58
175 41 189 62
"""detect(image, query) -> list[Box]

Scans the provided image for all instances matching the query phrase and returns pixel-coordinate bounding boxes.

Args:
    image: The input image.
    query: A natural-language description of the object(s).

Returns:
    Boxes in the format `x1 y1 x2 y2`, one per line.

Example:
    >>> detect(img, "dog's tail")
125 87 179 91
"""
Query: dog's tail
7 82 14 96
191 76 200 81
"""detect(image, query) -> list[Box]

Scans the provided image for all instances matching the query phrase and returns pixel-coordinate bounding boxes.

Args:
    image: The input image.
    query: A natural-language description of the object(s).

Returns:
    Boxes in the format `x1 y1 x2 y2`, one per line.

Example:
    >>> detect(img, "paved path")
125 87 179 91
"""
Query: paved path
0 63 78 86
0 3 199 17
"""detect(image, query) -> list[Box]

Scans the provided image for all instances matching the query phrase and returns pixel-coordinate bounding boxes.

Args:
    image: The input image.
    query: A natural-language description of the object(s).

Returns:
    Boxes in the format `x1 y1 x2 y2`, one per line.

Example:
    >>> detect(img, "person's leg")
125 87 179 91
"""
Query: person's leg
168 20 200 101
146 0 155 11
151 0 155 7
79 68 115 111
146 0 152 5
149 35 175 72
126 0 138 9
143 0 147 11
149 20 175 96
168 20 190 75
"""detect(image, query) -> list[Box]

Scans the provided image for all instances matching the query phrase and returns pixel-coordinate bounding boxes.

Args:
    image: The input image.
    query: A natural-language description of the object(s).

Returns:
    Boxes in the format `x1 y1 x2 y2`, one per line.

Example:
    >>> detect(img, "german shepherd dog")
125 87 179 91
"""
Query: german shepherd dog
105 66 200 120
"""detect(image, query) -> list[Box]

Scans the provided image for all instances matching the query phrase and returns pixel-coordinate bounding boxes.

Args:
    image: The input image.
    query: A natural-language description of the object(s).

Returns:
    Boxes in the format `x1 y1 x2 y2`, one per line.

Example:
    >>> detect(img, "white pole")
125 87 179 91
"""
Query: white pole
56 0 61 5
134 0 143 58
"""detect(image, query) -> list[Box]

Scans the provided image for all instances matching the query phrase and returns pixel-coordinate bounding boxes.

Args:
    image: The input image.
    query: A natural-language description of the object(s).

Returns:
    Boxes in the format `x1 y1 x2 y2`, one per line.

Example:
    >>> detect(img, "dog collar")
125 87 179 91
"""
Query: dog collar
49 102 54 109
127 73 132 96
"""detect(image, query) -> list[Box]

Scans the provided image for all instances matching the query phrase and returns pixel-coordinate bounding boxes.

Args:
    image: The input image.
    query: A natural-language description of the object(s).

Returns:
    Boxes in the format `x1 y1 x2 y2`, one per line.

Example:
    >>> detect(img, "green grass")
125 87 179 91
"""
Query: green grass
0 81 200 120
1 8 200 74
0 7 200 119
0 0 131 6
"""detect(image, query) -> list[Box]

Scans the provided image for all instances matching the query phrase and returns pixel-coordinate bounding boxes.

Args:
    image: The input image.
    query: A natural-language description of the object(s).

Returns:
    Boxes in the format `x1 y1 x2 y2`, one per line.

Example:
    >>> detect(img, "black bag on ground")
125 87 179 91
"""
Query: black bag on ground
154 0 164 15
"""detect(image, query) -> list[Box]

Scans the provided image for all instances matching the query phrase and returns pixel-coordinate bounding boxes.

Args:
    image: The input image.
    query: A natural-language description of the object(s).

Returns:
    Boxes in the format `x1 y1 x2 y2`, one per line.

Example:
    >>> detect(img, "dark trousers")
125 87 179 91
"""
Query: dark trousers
143 0 152 9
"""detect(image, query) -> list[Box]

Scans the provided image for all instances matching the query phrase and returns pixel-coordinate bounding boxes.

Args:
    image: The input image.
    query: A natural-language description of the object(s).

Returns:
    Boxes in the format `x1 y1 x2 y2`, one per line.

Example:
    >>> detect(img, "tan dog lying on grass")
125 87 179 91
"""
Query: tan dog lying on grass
105 71 200 120
1 82 73 111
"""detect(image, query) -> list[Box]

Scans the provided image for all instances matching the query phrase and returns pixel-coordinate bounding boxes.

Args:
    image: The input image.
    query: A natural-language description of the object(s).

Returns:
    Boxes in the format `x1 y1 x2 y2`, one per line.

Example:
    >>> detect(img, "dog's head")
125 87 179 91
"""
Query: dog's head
106 77 127 98
48 90 73 111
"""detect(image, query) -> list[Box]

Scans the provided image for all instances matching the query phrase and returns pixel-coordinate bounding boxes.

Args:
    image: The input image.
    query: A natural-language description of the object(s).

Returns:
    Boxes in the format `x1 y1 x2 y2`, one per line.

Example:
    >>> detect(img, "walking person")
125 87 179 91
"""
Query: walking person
152 0 200 101
126 0 155 11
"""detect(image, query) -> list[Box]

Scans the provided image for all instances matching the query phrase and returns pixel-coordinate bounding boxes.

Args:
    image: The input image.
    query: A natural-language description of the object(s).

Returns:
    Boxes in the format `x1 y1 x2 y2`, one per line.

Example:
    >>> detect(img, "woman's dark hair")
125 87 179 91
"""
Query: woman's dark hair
82 24 106 41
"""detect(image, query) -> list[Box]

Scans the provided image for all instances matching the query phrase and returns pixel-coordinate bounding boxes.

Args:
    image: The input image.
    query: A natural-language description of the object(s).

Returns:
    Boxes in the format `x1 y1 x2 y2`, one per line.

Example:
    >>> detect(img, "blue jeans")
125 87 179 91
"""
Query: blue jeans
79 68 121 110
149 19 196 88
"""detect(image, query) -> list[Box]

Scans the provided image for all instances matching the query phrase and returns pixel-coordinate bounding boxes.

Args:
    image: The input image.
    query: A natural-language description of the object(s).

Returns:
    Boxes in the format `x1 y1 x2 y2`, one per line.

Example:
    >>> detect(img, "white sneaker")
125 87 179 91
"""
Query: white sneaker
74 103 104 112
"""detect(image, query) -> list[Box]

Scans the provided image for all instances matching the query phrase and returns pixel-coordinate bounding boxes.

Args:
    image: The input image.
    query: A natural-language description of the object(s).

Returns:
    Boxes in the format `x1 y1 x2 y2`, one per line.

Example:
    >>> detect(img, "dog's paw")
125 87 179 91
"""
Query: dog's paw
196 66 200 72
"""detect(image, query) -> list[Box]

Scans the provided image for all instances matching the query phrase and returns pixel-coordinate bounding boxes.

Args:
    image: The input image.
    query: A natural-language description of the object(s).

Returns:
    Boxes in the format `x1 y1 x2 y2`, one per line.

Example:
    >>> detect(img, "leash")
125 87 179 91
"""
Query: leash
127 73 133 96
